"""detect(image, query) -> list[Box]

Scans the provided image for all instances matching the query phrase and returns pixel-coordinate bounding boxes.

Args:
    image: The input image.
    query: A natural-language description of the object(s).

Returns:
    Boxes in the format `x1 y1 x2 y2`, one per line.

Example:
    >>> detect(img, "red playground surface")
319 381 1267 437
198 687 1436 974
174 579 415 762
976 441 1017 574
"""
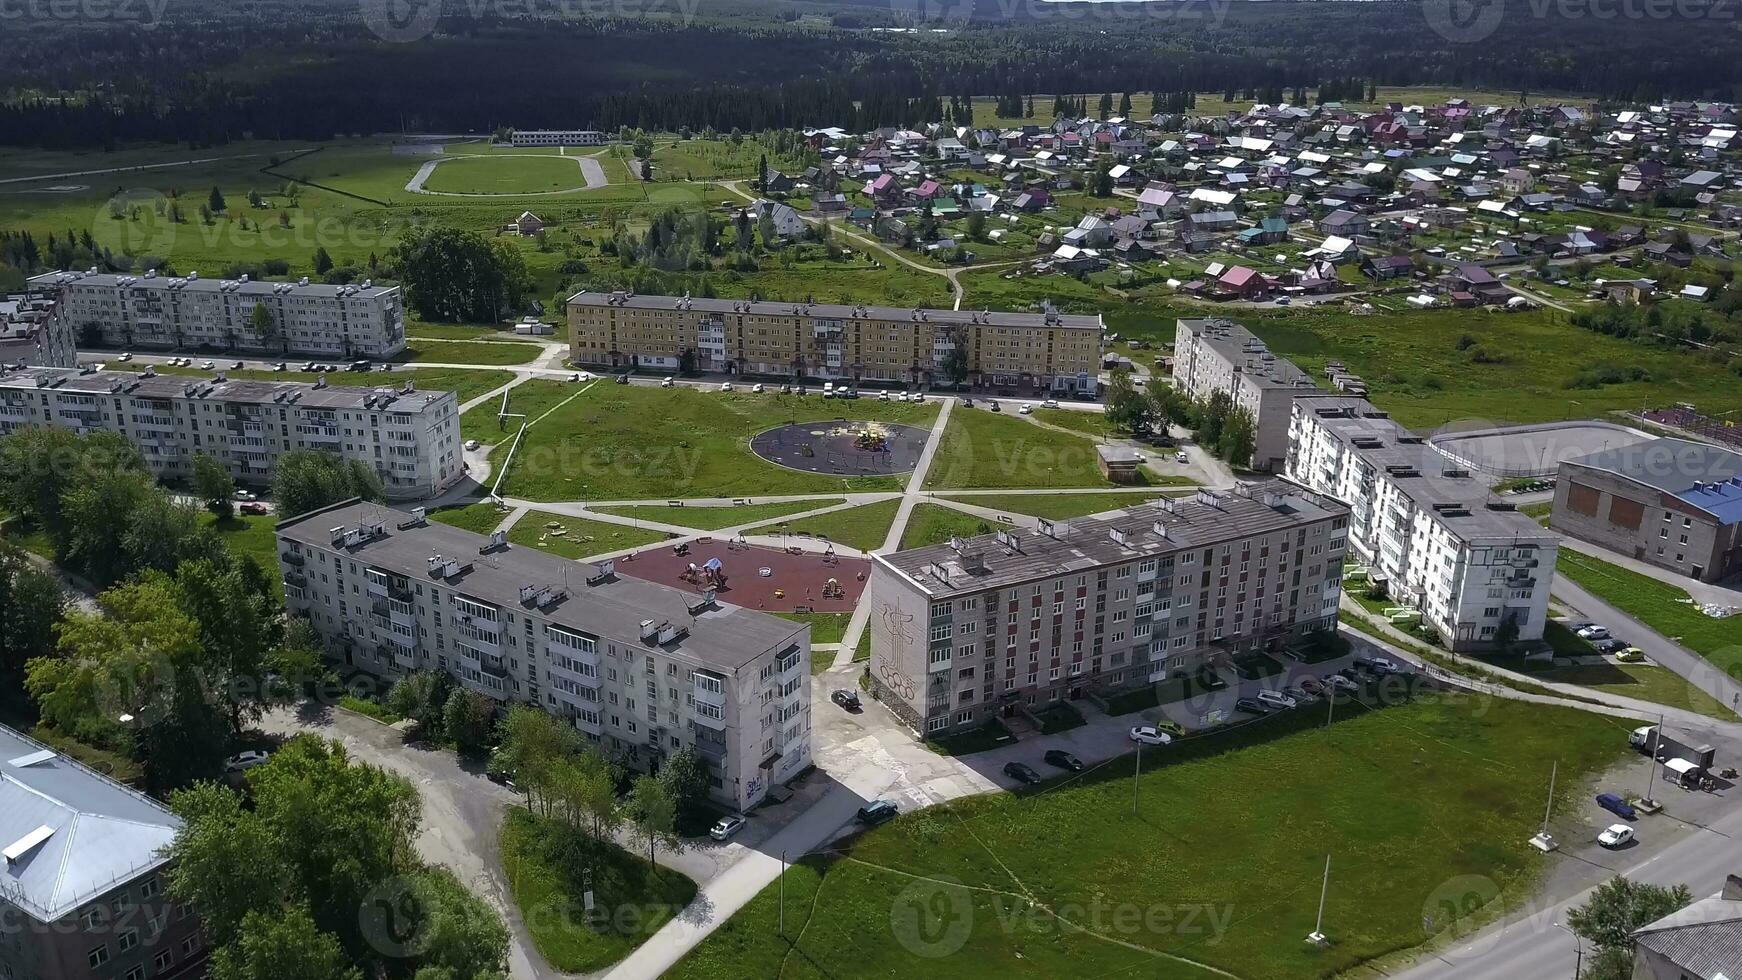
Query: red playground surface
614 538 870 614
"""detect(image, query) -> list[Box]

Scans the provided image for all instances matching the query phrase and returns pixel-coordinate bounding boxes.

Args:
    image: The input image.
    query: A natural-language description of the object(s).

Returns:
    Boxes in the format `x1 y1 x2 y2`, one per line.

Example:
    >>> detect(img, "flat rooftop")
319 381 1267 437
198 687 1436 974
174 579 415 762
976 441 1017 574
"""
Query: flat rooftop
0 366 453 413
877 481 1347 597
569 291 1104 332
1178 318 1319 391
1303 396 1556 541
278 501 806 672
1567 436 1742 525
29 270 399 300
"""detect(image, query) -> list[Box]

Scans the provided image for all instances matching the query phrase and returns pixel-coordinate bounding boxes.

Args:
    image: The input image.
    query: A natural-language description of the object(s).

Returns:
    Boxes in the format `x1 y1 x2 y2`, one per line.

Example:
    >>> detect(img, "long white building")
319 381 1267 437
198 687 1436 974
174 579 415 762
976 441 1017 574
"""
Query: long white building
28 269 407 359
0 366 465 499
277 500 813 812
1172 318 1330 471
1286 395 1558 651
508 130 608 146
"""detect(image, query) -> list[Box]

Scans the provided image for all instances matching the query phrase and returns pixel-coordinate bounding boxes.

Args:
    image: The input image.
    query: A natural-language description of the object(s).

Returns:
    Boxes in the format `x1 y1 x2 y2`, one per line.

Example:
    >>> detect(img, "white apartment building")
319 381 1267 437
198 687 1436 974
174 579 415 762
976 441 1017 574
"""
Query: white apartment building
1172 317 1332 471
277 501 813 811
866 483 1349 736
0 284 78 369
28 269 407 359
1287 396 1558 651
0 366 465 499
508 130 608 146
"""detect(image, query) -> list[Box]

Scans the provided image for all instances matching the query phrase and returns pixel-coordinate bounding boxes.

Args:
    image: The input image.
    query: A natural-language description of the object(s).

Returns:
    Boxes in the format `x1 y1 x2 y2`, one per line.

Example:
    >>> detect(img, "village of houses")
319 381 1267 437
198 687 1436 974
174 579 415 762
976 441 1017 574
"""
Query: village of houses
713 97 1741 313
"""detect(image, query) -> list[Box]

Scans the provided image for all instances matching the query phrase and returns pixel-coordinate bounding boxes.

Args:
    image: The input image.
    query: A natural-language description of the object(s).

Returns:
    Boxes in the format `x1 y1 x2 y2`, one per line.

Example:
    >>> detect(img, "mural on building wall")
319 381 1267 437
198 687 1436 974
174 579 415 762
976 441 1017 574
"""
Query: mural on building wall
876 603 918 700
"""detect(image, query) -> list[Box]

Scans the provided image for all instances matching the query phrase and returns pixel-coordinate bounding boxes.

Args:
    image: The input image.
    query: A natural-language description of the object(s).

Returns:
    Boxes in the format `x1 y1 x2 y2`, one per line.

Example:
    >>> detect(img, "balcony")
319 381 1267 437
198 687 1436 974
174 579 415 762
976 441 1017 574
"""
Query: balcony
480 655 510 679
281 551 306 567
690 704 726 731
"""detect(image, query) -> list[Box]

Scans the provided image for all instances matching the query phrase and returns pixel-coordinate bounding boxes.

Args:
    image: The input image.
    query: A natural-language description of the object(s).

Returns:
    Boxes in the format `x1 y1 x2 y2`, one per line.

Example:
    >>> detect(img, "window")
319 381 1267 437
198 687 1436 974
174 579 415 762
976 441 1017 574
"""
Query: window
119 930 139 952
139 877 159 899
125 969 144 980
89 945 110 969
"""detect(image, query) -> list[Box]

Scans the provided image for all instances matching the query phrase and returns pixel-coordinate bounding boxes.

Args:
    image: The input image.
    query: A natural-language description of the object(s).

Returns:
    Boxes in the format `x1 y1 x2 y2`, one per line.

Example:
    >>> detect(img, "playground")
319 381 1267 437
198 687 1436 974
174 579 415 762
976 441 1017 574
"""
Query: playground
747 419 930 478
615 538 870 614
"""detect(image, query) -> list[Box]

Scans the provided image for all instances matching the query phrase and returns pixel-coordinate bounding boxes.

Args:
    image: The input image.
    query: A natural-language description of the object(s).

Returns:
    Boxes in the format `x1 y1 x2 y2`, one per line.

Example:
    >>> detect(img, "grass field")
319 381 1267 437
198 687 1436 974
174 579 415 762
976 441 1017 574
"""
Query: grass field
1555 549 1742 678
511 510 672 559
202 513 278 572
592 498 840 531
497 386 937 501
419 154 604 194
1031 407 1112 437
774 611 851 646
404 322 542 343
430 502 507 534
744 498 902 552
900 503 1010 550
937 490 1185 522
399 339 544 365
500 809 698 973
668 695 1623 980
923 411 1124 490
461 379 582 446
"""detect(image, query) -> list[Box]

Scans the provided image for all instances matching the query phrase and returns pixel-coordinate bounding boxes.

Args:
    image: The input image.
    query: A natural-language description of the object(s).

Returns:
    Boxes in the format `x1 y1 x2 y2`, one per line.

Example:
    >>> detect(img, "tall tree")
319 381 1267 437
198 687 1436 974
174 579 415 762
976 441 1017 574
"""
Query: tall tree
389 669 452 740
392 227 528 323
208 186 227 214
272 450 383 517
312 246 334 276
627 774 680 866
192 453 236 517
1567 876 1692 953
0 547 61 679
442 688 495 753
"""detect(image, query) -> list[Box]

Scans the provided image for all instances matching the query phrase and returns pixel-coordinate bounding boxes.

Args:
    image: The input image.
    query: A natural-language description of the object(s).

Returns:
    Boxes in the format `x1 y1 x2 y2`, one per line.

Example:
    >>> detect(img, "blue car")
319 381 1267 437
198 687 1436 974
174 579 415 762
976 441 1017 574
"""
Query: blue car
1596 792 1637 820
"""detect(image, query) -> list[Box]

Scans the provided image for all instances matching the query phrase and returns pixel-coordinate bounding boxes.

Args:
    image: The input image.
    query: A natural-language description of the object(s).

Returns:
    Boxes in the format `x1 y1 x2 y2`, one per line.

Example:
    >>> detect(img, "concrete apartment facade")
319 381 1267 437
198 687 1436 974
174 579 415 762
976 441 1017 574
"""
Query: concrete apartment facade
28 270 407 359
1171 317 1330 471
277 501 813 812
1287 396 1558 651
1552 437 1742 583
568 291 1104 394
865 483 1349 737
0 367 465 499
0 725 207 980
0 285 78 369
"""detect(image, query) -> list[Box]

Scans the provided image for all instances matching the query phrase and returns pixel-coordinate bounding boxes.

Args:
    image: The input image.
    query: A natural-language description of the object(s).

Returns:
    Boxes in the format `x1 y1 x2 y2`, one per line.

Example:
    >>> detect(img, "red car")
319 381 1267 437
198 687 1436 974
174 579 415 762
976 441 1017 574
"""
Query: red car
240 502 269 515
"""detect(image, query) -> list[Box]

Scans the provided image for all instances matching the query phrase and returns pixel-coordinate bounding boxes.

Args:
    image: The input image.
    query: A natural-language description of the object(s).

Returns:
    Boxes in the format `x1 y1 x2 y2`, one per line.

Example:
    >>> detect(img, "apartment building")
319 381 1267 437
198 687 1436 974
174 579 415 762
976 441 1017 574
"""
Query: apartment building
1552 437 1742 583
1172 317 1331 471
568 291 1104 394
0 366 465 499
0 285 78 369
29 270 407 359
277 501 813 811
865 483 1349 737
508 130 608 146
0 725 207 980
1287 396 1557 651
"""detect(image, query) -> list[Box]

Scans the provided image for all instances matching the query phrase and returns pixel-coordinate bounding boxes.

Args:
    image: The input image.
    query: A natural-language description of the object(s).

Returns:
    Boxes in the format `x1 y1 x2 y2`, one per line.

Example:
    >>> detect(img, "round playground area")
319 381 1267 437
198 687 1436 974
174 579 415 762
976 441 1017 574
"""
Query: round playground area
615 538 869 614
748 420 930 477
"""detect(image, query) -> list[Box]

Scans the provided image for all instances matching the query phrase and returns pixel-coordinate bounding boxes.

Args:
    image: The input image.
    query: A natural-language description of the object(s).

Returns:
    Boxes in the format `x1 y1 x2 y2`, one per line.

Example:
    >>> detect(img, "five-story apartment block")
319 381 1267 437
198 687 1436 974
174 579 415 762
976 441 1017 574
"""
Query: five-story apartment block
0 366 464 498
569 291 1104 394
29 270 406 359
0 284 78 369
1172 317 1332 471
1286 396 1558 650
866 483 1348 736
277 501 813 812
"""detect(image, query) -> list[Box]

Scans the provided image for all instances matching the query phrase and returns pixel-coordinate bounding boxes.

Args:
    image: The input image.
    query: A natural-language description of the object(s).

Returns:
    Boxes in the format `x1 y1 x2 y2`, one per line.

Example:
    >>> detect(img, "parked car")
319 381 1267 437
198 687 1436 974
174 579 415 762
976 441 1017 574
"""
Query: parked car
568 372 581 382
240 502 269 516
1595 792 1637 820
233 490 257 501
1043 398 1060 409
1234 697 1271 715
1043 749 1085 771
1615 647 1646 663
1150 719 1186 737
576 371 593 381
1297 677 1327 697
1597 824 1635 849
118 351 132 361
856 800 899 826
615 373 630 385
830 689 862 711
1283 685 1317 703
1003 761 1043 785
224 750 269 772
1256 690 1298 710
1354 656 1403 675
1577 624 1611 641
464 439 480 451
661 377 674 388
301 361 317 371
753 383 765 393
349 359 371 371
200 360 215 369
709 815 747 841
232 360 246 370
1176 451 1190 464
272 361 287 371
877 391 890 401
1018 404 1032 415
720 382 734 392
1128 725 1172 746
1196 669 1228 691
988 401 1001 412
1324 673 1359 692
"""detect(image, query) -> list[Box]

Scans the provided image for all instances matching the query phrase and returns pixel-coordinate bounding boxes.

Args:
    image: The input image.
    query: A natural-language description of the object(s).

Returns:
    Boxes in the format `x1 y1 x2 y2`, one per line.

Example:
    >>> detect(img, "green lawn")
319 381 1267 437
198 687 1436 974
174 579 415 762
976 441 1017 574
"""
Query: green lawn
511 511 671 559
924 411 1125 490
743 498 902 552
420 154 604 194
461 379 581 446
499 808 698 973
405 322 543 343
774 611 851 646
900 504 1010 551
1031 407 1112 438
667 695 1625 980
398 340 544 366
593 498 840 531
937 491 1186 522
430 502 508 535
1556 549 1742 678
201 513 278 572
497 387 936 501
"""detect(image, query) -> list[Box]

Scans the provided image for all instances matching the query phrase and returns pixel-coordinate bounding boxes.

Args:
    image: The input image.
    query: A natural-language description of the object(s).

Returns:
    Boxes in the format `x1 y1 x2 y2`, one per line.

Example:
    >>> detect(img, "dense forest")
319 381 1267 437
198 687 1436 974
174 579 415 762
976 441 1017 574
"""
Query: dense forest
0 0 1738 148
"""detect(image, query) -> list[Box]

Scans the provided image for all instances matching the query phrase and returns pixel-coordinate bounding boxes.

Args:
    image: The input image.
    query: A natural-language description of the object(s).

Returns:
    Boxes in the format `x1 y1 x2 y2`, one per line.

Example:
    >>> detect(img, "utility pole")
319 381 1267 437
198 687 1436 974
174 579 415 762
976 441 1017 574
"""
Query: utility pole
1641 714 1663 809
1306 854 1330 945
1530 761 1560 852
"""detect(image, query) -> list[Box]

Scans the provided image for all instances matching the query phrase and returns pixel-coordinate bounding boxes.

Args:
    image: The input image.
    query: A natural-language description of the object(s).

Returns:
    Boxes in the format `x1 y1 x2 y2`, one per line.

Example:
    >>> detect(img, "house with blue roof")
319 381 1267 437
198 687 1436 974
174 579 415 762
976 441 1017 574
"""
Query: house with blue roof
1552 436 1742 583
